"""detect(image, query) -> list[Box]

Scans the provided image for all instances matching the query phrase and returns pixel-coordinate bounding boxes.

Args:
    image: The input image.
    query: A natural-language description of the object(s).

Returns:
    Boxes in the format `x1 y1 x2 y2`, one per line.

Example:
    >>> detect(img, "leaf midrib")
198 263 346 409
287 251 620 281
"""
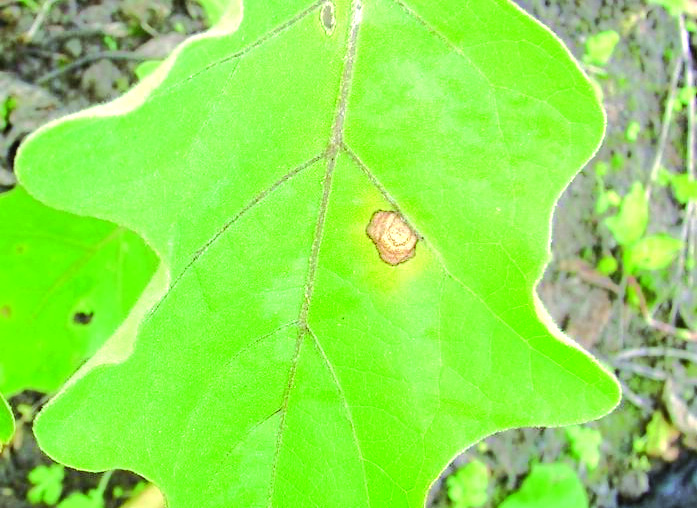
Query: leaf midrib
267 1 367 506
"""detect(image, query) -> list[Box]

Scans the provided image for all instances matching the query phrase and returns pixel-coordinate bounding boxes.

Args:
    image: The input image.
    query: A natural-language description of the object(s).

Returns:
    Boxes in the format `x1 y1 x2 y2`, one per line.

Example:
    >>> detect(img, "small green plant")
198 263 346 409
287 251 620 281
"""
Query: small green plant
643 411 680 460
27 464 65 505
57 490 104 508
133 60 162 81
658 167 697 204
446 460 489 508
17 0 40 12
625 120 641 142
604 182 683 274
0 95 17 131
673 86 696 112
498 463 588 508
648 0 689 16
583 30 620 67
565 425 602 470
102 35 119 51
194 0 228 26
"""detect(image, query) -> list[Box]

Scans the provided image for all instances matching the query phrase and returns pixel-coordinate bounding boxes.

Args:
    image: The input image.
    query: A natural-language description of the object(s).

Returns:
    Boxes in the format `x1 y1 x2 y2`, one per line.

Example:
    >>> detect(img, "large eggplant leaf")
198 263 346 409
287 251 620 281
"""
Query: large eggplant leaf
0 186 158 396
16 1 619 507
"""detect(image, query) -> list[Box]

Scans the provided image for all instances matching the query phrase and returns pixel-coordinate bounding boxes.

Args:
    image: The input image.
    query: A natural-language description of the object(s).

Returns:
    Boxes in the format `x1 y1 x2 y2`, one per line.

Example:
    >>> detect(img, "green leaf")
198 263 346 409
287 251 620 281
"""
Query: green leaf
604 182 648 246
625 120 641 142
57 490 105 508
194 0 231 26
648 0 689 16
583 30 620 67
623 234 683 273
17 1 619 507
564 425 602 470
498 463 588 508
596 255 618 276
670 174 697 204
446 459 489 508
0 393 13 445
0 186 158 395
27 464 65 505
133 60 163 81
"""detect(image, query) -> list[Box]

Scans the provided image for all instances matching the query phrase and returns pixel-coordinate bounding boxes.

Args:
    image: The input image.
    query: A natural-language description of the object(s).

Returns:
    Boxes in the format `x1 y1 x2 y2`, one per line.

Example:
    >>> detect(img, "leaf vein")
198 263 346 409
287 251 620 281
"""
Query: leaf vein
150 1 326 99
307 326 372 507
268 2 364 504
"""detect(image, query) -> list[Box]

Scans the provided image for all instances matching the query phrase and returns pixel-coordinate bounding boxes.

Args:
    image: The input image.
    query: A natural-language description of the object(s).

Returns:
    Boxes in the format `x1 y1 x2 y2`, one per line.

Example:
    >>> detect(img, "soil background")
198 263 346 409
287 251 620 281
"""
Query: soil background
1 1 697 507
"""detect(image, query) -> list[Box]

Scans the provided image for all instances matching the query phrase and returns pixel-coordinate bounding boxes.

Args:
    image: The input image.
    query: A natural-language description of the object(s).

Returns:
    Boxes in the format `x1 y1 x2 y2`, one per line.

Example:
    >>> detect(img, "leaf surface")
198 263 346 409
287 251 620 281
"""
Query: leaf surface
17 1 619 506
0 186 158 395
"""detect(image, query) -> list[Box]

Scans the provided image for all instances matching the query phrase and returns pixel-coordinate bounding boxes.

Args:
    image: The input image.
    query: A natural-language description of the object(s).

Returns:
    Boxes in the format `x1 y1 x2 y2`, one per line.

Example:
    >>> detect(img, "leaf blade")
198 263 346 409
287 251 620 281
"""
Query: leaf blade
19 1 620 507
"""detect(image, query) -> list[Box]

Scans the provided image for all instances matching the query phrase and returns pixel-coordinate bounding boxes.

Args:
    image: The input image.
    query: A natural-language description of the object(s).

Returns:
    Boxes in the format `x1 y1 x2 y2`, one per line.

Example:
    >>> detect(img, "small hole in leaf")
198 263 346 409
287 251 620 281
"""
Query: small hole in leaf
15 244 27 254
320 2 336 35
73 311 94 325
0 305 11 319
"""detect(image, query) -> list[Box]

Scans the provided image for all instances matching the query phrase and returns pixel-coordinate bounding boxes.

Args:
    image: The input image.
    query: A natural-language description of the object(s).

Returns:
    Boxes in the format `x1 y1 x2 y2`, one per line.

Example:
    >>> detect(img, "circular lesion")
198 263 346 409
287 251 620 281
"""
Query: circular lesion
366 210 418 266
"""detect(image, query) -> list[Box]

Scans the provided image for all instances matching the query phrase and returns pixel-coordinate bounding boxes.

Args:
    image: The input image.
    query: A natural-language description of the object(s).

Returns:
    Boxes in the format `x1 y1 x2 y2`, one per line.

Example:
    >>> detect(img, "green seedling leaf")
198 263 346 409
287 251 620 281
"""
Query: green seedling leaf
673 86 695 112
670 174 697 204
583 30 620 67
604 182 648 246
625 120 641 142
27 464 65 505
57 490 105 508
594 161 609 177
597 256 618 276
103 35 119 51
648 0 689 16
17 1 619 507
0 95 17 131
446 460 489 508
498 463 588 508
0 186 158 396
565 425 602 470
195 0 230 26
595 189 621 215
134 60 163 81
623 234 683 273
0 393 13 445
644 411 680 461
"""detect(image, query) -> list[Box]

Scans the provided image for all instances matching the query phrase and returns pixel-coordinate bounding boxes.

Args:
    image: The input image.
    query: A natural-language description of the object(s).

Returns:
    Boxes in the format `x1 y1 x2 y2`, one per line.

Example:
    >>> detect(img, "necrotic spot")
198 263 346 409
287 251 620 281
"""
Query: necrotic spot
366 210 417 266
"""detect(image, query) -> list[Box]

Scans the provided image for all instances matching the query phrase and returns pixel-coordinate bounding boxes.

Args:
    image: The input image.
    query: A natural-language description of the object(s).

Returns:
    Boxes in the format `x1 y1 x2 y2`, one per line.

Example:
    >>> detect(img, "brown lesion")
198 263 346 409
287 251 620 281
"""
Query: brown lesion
366 210 418 266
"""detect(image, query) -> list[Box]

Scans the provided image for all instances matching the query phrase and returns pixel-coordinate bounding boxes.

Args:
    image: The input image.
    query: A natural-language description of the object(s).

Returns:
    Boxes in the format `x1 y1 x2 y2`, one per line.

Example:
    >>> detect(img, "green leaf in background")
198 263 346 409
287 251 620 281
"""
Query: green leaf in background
498 463 588 508
625 120 641 142
0 393 13 445
27 464 65 505
648 0 689 16
0 186 158 396
604 182 648 246
669 174 697 204
623 234 683 273
17 1 619 507
583 30 620 67
194 0 229 26
446 459 489 508
565 425 602 470
57 490 104 508
133 60 163 81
